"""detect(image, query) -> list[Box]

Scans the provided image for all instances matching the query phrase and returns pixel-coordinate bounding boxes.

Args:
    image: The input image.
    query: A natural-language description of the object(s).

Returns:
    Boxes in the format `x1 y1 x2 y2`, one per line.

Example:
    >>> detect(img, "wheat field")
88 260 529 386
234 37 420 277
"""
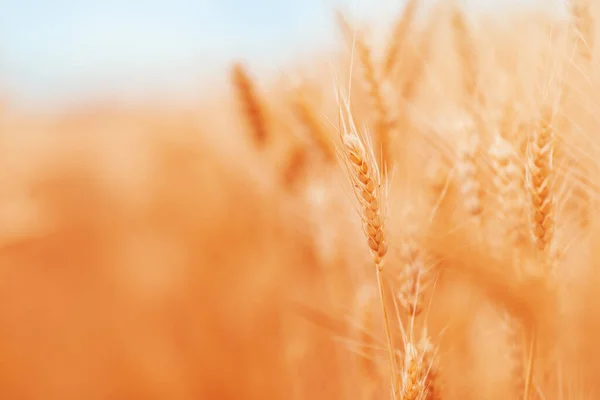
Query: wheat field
0 1 599 399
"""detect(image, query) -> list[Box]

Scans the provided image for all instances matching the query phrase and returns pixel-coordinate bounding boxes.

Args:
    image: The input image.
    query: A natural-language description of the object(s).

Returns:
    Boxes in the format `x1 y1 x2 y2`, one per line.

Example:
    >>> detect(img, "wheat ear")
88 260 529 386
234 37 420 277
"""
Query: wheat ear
231 62 269 147
456 133 484 221
526 112 556 271
399 12 435 104
281 143 309 190
289 81 336 162
570 0 594 63
339 102 398 398
523 111 557 398
383 0 421 77
451 5 483 109
489 134 527 254
397 233 431 318
489 133 531 397
400 334 439 400
352 28 397 175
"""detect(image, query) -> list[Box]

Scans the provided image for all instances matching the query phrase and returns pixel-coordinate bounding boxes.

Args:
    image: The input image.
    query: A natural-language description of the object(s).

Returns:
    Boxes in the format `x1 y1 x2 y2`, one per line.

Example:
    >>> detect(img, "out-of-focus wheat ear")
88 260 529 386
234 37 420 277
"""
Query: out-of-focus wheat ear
383 0 421 77
490 126 530 397
281 142 309 191
338 98 399 399
570 0 594 63
396 208 433 318
489 135 528 265
289 81 336 162
231 62 270 147
500 310 527 399
456 133 484 225
352 29 397 175
451 4 484 112
526 111 556 273
399 13 436 104
524 110 558 397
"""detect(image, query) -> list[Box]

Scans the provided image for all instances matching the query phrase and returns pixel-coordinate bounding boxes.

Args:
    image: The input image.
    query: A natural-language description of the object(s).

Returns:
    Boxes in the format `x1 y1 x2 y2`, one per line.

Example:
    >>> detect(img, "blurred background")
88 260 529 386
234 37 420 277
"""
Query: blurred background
0 0 591 399
1 0 551 110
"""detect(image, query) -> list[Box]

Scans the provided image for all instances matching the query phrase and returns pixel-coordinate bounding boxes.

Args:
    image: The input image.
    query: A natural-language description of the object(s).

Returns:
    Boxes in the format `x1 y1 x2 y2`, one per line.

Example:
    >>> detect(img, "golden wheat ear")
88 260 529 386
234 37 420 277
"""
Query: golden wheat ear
337 91 400 398
230 62 270 148
399 333 439 400
288 78 336 163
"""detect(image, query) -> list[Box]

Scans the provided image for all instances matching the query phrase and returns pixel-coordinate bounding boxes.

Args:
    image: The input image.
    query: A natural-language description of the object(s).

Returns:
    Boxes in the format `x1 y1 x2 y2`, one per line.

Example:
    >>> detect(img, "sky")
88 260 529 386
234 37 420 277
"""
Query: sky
0 0 349 107
0 0 555 108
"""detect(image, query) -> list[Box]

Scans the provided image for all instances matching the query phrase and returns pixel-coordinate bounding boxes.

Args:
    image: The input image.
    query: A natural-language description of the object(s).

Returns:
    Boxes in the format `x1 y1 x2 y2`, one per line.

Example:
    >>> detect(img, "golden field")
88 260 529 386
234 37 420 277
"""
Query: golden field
0 1 599 399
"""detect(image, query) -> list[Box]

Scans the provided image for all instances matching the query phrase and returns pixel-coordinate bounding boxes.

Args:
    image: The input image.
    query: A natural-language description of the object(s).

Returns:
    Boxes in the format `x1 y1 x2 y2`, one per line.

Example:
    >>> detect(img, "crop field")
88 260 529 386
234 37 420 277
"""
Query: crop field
0 1 599 399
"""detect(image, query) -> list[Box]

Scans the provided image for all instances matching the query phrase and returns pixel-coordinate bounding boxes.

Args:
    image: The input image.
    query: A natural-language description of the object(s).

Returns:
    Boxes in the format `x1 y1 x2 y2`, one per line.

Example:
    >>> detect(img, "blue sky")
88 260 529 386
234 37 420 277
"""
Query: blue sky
0 0 351 107
0 0 552 108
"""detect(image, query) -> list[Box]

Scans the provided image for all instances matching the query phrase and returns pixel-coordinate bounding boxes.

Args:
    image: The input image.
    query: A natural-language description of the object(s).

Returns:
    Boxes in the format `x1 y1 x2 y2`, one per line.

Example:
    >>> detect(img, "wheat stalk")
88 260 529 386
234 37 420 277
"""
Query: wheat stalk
355 284 380 398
